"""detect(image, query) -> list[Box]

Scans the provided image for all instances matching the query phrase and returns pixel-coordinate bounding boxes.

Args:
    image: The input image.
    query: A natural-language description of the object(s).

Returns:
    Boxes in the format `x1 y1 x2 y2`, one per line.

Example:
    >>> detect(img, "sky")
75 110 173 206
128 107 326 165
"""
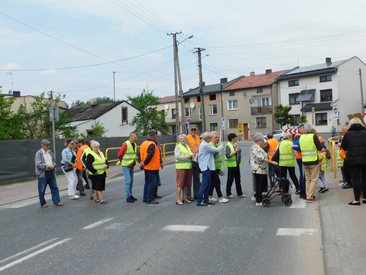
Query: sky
1 0 366 106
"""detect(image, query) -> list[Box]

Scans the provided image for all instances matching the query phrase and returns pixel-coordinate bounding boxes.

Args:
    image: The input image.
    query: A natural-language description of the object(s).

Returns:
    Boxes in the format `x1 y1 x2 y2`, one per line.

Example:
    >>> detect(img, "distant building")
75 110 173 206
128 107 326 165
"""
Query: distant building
156 96 180 134
65 101 139 137
278 56 366 133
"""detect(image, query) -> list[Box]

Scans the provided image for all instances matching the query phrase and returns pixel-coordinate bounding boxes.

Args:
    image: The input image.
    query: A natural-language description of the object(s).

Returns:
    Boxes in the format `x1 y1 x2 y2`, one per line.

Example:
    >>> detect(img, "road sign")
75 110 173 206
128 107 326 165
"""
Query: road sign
220 117 225 129
49 106 60 121
237 122 243 134
332 105 339 119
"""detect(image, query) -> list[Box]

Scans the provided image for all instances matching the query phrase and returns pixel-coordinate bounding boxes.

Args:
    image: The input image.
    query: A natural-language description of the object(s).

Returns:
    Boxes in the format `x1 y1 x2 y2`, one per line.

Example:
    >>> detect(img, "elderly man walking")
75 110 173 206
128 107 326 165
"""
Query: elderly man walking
299 124 325 202
35 139 64 208
197 132 223 206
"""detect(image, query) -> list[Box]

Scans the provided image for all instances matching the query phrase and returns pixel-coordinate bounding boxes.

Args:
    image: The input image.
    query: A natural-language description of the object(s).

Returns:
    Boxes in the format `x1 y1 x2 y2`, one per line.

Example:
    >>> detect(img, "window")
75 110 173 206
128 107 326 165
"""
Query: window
171 108 177 119
121 106 128 124
229 91 235 96
229 119 238 128
209 94 216 101
209 104 217 115
320 75 332 82
288 79 299 87
210 123 218 131
228 100 238 110
257 88 263 93
184 107 191 117
315 113 328 125
171 125 177 135
320 89 333 102
261 97 270 107
184 98 189 103
256 117 266 128
289 93 300 105
196 96 201 103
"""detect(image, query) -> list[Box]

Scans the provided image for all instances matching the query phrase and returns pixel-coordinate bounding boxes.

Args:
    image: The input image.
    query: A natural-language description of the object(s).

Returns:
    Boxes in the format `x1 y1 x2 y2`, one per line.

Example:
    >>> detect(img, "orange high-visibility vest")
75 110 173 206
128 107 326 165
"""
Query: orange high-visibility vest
340 148 346 159
267 138 279 160
294 133 302 159
186 134 201 153
140 140 161 170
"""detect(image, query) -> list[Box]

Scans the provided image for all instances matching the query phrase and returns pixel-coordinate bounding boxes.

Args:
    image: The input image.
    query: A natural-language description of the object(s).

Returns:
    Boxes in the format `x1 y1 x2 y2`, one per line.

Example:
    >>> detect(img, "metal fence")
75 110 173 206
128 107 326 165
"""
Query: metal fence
0 135 176 184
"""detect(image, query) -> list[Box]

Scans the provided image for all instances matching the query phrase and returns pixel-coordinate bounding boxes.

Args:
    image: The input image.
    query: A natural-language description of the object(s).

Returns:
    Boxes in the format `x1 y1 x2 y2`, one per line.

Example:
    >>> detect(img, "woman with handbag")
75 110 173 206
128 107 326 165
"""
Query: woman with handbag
208 132 229 203
61 139 79 200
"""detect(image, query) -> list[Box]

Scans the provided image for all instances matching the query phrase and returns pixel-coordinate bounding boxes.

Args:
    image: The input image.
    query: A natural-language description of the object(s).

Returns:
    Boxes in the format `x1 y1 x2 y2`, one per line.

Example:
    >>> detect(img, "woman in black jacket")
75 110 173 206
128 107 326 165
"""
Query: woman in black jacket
341 118 366 206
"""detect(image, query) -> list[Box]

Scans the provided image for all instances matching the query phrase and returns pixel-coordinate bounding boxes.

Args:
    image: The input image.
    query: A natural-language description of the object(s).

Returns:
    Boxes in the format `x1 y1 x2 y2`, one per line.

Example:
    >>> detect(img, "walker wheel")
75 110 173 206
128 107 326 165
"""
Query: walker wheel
281 195 285 202
262 198 271 207
284 197 292 207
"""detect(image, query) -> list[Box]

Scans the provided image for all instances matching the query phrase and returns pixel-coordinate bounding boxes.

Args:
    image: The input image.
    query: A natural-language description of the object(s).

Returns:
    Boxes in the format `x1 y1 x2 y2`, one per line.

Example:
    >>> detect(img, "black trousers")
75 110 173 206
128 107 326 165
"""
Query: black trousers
209 169 223 198
350 165 366 201
226 166 243 196
187 161 200 199
82 170 90 187
253 173 267 203
75 169 85 192
343 162 352 185
279 166 299 191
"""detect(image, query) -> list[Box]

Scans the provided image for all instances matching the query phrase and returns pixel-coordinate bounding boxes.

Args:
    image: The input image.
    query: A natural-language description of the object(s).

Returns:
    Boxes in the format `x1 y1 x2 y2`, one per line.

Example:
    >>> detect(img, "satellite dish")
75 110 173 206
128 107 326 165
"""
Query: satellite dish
164 104 169 110
249 98 254 104
190 102 195 109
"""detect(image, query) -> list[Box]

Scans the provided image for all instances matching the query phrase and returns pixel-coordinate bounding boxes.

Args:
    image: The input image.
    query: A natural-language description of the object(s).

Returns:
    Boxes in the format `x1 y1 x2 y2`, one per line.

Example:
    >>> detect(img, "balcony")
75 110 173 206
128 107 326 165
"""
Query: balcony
251 106 272 115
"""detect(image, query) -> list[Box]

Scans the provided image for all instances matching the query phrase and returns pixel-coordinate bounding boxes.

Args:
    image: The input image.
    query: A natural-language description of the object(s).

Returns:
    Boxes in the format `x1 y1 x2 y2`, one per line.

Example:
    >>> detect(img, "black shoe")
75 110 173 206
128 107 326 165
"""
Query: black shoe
295 190 300 195
79 191 86 196
187 197 194 201
84 184 90 190
146 201 159 205
197 202 208 206
319 187 325 193
131 196 138 201
348 201 360 206
155 195 162 199
126 197 135 203
205 201 215 205
363 199 366 204
342 184 353 189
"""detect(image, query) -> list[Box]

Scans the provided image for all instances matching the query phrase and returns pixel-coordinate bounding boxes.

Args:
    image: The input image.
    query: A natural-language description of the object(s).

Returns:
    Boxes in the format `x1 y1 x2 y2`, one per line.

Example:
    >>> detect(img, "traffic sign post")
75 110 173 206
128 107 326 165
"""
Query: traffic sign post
49 106 59 160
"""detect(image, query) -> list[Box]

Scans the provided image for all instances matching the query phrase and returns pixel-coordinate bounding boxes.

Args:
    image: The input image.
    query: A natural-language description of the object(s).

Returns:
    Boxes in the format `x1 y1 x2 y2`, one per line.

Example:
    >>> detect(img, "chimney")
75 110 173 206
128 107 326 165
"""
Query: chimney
220 77 228 84
250 72 255 76
12 91 21 97
265 69 272 74
325 57 332 66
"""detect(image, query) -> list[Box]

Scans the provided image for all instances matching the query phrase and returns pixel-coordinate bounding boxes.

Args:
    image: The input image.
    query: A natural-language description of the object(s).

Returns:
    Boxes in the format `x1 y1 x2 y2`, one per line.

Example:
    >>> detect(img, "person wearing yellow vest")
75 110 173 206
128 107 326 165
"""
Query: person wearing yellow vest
299 124 325 202
186 127 201 200
208 132 229 203
265 133 279 187
318 149 331 193
174 134 193 205
139 130 162 204
225 133 246 198
85 140 109 204
292 124 306 199
82 140 95 200
118 132 138 203
273 133 299 195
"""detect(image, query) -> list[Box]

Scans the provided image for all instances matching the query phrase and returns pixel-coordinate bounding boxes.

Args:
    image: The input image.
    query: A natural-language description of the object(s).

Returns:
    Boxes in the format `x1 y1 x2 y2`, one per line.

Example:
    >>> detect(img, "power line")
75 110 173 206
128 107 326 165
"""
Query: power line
0 45 172 71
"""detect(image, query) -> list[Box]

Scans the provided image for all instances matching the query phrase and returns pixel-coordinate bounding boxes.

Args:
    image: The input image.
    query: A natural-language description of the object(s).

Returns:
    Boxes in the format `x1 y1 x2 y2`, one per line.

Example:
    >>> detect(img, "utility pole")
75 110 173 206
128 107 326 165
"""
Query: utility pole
194 47 206 132
359 68 364 113
176 45 186 134
113 71 116 102
168 32 182 134
50 91 56 160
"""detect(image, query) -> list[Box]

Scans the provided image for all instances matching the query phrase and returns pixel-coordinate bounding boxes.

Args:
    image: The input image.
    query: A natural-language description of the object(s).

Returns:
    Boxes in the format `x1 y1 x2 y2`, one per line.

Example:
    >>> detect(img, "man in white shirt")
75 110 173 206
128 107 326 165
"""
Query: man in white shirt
35 139 64 208
197 132 223 206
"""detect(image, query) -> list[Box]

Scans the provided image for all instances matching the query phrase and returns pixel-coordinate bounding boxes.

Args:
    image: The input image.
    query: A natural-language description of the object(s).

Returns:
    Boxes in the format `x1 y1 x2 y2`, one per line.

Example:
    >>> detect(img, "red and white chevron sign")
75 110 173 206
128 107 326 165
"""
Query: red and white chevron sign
283 127 298 135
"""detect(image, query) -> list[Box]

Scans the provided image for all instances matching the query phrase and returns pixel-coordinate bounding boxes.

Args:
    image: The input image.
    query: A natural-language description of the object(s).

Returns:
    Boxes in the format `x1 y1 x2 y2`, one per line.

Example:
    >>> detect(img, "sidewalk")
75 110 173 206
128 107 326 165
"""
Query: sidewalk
319 171 366 274
0 155 175 206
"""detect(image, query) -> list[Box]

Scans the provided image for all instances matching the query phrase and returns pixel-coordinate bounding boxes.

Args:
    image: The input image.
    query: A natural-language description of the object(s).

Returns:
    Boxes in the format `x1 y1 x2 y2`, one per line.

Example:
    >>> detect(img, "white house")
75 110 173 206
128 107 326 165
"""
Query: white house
66 101 139 137
278 56 366 133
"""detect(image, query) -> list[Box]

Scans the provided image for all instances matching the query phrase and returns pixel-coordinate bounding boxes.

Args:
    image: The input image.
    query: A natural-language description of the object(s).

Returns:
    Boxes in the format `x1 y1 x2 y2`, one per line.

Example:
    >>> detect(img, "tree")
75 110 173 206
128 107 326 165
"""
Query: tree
128 89 169 135
0 95 24 139
274 104 307 126
86 121 107 137
71 97 114 108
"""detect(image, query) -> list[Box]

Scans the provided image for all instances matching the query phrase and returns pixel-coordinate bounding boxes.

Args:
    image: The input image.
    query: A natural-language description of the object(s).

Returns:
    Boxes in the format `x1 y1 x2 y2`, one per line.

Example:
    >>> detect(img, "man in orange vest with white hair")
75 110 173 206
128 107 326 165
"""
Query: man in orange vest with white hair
139 130 162 204
186 127 201 200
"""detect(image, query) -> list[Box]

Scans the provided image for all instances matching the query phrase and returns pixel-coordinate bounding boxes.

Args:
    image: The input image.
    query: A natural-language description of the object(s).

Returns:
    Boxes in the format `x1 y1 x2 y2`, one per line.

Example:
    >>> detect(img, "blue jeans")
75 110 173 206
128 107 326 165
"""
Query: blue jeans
297 158 305 196
38 171 61 206
197 168 211 204
122 166 134 198
143 170 158 202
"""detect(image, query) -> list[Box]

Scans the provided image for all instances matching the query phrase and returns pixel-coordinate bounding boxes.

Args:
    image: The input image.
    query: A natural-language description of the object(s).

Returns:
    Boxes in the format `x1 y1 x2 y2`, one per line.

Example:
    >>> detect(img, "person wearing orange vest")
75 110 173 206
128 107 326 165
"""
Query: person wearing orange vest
265 133 279 187
292 124 306 199
75 139 88 196
186 127 201 200
139 130 162 204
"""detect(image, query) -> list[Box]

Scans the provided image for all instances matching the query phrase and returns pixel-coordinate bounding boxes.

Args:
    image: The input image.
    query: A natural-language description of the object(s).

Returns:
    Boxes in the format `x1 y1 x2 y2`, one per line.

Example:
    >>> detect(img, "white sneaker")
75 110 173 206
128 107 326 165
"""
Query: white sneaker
256 202 262 206
239 194 247 198
69 195 79 200
228 195 235 199
251 196 256 202
209 197 218 202
218 197 229 203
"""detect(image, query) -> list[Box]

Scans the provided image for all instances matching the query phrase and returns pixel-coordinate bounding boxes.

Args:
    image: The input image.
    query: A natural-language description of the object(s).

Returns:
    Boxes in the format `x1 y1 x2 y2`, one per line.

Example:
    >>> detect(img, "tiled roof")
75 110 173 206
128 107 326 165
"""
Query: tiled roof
224 70 287 91
159 96 176 104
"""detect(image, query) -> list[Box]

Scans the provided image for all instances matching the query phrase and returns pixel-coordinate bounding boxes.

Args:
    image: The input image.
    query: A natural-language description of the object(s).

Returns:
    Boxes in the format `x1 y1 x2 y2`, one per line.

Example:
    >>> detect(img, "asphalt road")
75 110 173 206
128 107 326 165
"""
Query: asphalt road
0 145 324 275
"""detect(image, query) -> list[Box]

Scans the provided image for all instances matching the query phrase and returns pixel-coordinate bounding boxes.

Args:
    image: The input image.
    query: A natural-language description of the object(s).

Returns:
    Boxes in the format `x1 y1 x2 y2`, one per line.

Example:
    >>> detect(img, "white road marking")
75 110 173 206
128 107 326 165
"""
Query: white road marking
0 238 59 264
276 228 318 236
0 199 38 209
0 238 72 272
162 225 209 232
83 218 114 230
104 223 132 230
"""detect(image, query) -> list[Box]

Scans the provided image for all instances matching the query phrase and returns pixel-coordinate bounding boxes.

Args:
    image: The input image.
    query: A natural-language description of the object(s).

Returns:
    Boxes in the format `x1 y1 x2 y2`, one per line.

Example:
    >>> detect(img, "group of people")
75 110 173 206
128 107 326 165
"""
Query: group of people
34 117 366 208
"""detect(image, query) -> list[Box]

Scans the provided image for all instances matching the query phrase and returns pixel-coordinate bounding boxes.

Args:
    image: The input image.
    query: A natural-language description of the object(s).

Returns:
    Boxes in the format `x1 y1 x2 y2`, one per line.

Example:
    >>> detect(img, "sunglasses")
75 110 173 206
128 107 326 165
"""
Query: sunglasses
190 129 196 132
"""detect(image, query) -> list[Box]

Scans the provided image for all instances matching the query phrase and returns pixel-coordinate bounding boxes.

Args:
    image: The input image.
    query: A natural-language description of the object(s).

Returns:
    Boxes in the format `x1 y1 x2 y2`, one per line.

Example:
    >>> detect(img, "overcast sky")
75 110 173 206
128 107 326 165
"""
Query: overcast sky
1 0 366 105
